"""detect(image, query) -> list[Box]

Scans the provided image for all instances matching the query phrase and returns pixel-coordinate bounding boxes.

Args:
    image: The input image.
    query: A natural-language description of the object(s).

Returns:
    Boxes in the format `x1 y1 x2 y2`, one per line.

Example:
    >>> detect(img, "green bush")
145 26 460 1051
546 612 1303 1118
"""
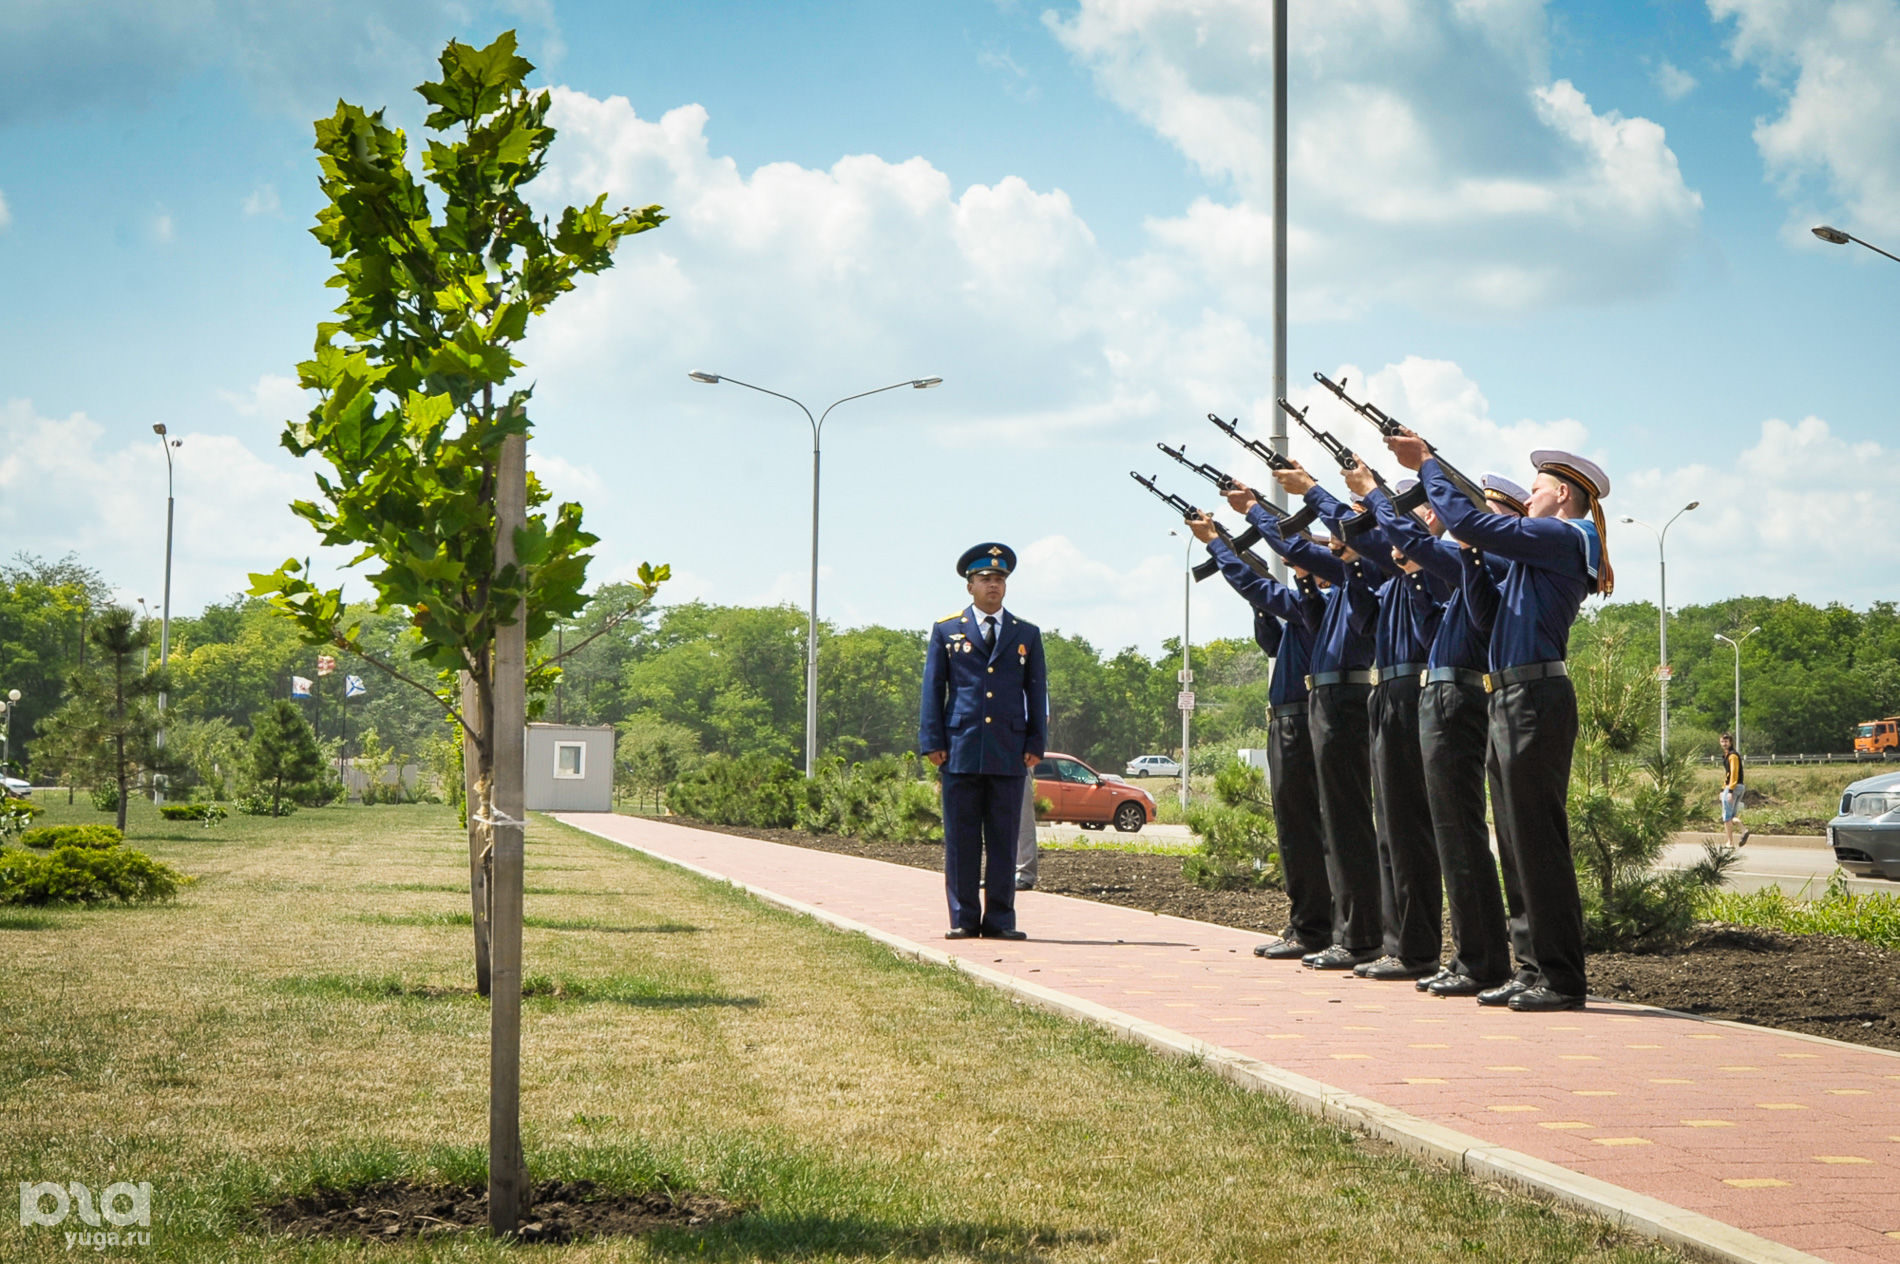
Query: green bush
1696 870 1900 951
0 845 185 906
159 803 228 825
1182 760 1282 890
235 792 298 817
797 755 941 843
19 824 124 850
666 753 800 828
1 799 43 844
91 783 120 813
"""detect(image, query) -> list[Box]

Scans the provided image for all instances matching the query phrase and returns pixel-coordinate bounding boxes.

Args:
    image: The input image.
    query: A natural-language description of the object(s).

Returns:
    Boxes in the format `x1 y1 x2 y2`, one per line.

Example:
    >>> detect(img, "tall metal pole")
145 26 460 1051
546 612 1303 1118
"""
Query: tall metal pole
1657 539 1668 755
488 430 528 1235
1180 536 1192 810
1268 0 1289 578
1715 628 1761 754
689 372 941 776
153 427 176 805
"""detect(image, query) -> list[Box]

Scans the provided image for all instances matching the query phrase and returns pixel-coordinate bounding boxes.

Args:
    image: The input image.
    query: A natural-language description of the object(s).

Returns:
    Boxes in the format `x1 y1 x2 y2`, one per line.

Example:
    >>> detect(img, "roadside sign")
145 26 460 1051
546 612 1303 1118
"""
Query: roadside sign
1177 668 1194 684
1177 691 1196 712
1656 666 1674 682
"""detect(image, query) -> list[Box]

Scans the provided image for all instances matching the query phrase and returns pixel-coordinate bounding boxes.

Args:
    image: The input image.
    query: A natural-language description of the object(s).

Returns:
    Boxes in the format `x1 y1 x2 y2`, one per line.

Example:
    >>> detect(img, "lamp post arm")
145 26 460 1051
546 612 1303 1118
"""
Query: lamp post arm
709 376 818 436
815 380 927 438
1844 232 1900 264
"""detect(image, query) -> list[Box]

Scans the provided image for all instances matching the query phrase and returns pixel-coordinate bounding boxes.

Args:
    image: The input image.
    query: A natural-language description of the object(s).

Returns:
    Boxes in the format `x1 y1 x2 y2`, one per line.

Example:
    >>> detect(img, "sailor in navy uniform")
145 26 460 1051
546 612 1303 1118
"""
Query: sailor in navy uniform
918 543 1048 940
1391 435 1613 1013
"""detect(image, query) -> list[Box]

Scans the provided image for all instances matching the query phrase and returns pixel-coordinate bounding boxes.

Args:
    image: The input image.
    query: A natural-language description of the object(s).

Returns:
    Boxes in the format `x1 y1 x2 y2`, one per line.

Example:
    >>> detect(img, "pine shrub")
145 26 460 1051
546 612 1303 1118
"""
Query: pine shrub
666 753 800 828
1183 760 1282 891
0 845 185 906
19 824 124 850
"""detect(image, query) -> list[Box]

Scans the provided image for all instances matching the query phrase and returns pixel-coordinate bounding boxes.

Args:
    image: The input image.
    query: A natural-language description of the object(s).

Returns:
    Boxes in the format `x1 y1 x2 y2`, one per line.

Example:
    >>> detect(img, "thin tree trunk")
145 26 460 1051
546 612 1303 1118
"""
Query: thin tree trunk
463 670 492 997
114 656 128 834
488 429 529 1233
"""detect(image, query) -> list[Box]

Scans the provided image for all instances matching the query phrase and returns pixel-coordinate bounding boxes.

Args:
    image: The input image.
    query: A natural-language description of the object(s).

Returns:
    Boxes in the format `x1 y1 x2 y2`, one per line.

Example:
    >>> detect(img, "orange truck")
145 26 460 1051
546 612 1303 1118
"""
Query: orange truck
1855 717 1900 754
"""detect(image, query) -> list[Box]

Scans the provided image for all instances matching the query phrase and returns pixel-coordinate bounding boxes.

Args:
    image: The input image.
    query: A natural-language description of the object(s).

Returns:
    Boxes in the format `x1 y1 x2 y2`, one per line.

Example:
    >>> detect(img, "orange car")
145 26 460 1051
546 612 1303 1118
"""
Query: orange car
1033 752 1156 832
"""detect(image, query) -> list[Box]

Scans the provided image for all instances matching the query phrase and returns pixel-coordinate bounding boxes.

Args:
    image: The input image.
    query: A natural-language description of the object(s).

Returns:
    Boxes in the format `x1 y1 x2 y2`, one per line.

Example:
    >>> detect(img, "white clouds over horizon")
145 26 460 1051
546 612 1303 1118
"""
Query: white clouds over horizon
1048 0 1705 316
1713 0 1900 239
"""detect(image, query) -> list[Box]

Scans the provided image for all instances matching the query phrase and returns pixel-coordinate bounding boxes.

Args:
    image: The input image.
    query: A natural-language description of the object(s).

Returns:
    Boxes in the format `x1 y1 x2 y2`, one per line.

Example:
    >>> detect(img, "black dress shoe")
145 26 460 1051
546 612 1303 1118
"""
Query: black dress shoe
981 927 1028 941
1415 967 1457 993
1304 945 1381 971
1256 938 1311 960
944 927 977 940
1507 985 1585 1012
1476 979 1532 1007
1014 880 1035 891
1428 972 1506 998
1360 957 1440 981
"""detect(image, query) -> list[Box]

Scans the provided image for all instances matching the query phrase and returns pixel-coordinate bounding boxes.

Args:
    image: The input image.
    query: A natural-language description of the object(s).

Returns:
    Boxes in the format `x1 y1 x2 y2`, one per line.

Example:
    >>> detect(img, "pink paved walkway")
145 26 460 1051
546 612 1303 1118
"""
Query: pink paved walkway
554 813 1900 1264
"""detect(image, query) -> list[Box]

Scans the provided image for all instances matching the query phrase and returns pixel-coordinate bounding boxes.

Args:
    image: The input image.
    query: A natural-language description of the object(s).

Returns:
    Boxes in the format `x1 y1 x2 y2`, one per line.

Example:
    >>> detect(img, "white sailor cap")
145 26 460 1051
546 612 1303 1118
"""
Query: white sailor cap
1481 472 1531 514
1529 450 1610 500
1392 477 1419 496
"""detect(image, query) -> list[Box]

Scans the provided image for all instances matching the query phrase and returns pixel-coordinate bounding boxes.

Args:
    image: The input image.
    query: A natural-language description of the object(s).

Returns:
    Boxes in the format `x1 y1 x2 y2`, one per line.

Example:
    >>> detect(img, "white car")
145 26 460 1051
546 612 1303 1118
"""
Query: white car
1 775 31 798
1124 754 1182 779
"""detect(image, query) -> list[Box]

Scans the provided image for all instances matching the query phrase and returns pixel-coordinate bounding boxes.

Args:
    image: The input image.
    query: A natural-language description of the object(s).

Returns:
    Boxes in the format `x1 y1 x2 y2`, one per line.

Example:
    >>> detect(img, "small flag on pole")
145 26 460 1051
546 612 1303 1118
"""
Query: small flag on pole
345 675 366 699
316 654 337 676
291 676 313 698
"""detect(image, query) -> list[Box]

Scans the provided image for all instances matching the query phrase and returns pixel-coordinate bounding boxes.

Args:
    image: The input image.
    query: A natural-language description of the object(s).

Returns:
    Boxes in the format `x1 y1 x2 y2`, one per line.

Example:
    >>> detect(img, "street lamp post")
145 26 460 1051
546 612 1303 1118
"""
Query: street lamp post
1812 225 1900 265
1713 627 1762 753
152 425 180 804
1170 531 1193 809
690 371 943 776
1620 501 1699 754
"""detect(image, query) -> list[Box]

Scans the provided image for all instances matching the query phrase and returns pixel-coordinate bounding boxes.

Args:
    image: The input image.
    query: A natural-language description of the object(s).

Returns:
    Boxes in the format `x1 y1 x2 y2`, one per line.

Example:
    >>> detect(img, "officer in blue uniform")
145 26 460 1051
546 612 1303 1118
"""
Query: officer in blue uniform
918 543 1048 940
1391 435 1613 1013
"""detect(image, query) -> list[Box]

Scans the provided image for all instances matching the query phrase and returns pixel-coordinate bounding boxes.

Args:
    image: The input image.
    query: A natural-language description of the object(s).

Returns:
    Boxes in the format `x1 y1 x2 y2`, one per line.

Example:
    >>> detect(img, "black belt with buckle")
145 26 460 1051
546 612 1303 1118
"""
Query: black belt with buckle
1305 670 1375 689
1269 702 1309 721
1424 667 1488 689
1372 661 1426 685
1484 660 1569 693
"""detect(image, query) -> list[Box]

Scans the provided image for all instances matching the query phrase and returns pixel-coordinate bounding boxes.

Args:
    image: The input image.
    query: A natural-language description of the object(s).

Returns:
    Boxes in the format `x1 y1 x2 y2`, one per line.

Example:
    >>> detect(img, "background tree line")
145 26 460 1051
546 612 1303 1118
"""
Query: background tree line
6 551 1897 795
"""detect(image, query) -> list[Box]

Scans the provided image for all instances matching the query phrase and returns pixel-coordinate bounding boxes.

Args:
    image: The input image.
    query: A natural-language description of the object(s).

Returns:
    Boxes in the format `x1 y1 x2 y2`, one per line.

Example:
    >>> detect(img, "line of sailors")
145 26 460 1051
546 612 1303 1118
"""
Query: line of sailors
1186 432 1612 1013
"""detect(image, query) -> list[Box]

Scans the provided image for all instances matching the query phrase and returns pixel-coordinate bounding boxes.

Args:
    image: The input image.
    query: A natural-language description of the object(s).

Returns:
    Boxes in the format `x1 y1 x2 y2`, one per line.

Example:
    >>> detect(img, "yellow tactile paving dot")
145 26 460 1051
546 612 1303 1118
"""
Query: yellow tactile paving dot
1480 1034 1522 1041
1163 1003 1195 1008
1412 1017 1448 1023
1191 984 1221 990
1548 1024 1584 1031
1650 1078 1694 1084
1682 1120 1736 1128
1404 1077 1448 1084
1717 1065 1761 1072
1331 1053 1373 1060
1210 1017 1246 1023
1814 1156 1874 1164
1888 1230 1900 1241
1686 1033 1723 1040
1626 1044 1663 1049
1558 1055 1602 1061
1353 1004 1386 1011
1607 1017 1642 1023
1573 1090 1618 1097
1725 1179 1789 1188
1124 989 1156 995
1409 1042 1449 1048
1488 1065 1530 1072
1263 1034 1303 1040
1777 1052 1821 1059
1344 1024 1378 1031
1758 1103 1809 1111
1488 1105 1540 1113
1826 1089 1872 1095
1593 1137 1652 1147
1540 1121 1594 1130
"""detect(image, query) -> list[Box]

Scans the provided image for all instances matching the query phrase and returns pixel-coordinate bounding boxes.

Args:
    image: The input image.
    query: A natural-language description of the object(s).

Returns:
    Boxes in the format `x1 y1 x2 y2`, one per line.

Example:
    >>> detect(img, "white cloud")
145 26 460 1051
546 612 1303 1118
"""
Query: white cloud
1653 58 1698 99
152 211 173 244
241 183 280 216
0 398 338 611
1712 0 1900 238
1048 0 1703 315
217 373 310 425
0 187 10 229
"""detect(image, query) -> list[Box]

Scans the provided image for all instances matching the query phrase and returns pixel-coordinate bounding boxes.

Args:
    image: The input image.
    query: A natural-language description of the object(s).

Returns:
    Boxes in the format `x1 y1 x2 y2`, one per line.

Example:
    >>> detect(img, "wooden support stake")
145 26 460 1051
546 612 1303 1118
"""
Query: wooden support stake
487 430 528 1235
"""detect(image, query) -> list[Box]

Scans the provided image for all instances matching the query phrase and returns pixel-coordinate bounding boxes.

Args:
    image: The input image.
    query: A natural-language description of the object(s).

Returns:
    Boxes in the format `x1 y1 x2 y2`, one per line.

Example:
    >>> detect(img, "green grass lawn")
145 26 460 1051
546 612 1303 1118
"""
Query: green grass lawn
0 799 1684 1262
1679 762 1852 834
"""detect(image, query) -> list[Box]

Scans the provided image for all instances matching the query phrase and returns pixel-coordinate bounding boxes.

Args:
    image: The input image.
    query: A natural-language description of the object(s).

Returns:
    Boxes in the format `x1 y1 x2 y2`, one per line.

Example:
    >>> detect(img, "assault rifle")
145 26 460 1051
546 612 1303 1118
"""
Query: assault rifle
1206 411 1296 472
1129 471 1276 583
1311 372 1487 511
1154 442 1320 538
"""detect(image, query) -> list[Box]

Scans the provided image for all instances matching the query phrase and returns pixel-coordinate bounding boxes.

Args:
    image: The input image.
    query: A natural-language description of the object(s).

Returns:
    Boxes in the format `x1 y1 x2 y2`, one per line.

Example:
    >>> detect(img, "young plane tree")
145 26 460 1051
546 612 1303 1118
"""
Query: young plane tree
247 32 665 1231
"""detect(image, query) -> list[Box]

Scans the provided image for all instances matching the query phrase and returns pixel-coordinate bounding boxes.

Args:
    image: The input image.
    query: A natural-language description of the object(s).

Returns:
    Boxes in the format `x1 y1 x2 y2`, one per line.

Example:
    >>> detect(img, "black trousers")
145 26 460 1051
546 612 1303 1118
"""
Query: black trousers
1419 680 1511 983
1489 677 1586 996
1269 711 1333 948
1369 676 1442 963
1488 733 1536 981
1307 683 1380 951
940 772 1023 933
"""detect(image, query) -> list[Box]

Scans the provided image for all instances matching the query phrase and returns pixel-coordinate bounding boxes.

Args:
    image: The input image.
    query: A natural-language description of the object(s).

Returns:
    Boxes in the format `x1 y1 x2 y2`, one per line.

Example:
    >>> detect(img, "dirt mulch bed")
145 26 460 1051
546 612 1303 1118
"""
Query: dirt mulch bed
666 819 1900 1055
260 1178 738 1244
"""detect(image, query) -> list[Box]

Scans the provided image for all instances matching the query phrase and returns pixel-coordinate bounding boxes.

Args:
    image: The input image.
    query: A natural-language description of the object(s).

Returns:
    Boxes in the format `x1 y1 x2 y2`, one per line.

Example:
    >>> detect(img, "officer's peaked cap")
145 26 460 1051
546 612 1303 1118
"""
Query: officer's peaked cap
957 542 1017 578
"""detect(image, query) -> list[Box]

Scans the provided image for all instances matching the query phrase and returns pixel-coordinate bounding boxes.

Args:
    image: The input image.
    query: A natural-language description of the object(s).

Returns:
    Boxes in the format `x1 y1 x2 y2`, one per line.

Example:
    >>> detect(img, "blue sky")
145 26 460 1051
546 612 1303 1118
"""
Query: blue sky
2 0 1896 655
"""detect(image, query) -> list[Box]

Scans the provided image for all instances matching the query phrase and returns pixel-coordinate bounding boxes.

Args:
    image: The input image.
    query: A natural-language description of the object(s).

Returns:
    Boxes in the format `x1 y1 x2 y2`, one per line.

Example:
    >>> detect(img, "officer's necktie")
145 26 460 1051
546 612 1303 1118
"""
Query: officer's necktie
982 615 997 648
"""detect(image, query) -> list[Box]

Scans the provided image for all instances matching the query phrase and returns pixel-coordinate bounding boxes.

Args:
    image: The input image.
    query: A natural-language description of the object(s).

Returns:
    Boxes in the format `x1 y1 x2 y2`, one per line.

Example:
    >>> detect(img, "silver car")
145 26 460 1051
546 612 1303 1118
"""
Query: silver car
1828 770 1900 880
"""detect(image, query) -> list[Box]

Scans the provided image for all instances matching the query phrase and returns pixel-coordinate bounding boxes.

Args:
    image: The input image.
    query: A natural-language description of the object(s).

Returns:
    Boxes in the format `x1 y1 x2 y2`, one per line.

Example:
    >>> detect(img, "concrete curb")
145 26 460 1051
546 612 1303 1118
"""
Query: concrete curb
564 819 1830 1264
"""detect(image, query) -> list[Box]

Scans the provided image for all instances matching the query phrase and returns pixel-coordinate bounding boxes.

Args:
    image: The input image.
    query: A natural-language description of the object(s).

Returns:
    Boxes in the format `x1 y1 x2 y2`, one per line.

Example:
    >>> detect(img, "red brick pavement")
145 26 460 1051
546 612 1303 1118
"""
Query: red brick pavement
553 813 1900 1264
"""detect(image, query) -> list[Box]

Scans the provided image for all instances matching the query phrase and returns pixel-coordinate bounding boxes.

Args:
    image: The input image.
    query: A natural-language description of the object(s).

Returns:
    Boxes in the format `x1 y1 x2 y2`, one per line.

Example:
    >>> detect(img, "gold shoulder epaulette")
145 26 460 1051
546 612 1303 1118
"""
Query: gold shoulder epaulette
937 611 963 623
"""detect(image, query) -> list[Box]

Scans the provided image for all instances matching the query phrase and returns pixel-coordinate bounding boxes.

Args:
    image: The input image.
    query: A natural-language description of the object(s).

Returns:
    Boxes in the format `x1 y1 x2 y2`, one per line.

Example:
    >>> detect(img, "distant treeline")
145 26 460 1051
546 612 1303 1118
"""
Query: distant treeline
3 553 1895 778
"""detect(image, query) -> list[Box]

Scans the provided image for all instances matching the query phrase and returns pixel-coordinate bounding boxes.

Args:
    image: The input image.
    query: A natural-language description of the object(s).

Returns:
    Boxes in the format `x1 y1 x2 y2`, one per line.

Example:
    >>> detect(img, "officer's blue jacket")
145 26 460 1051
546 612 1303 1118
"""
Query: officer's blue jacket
1364 487 1490 673
1420 458 1596 670
918 607 1049 775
